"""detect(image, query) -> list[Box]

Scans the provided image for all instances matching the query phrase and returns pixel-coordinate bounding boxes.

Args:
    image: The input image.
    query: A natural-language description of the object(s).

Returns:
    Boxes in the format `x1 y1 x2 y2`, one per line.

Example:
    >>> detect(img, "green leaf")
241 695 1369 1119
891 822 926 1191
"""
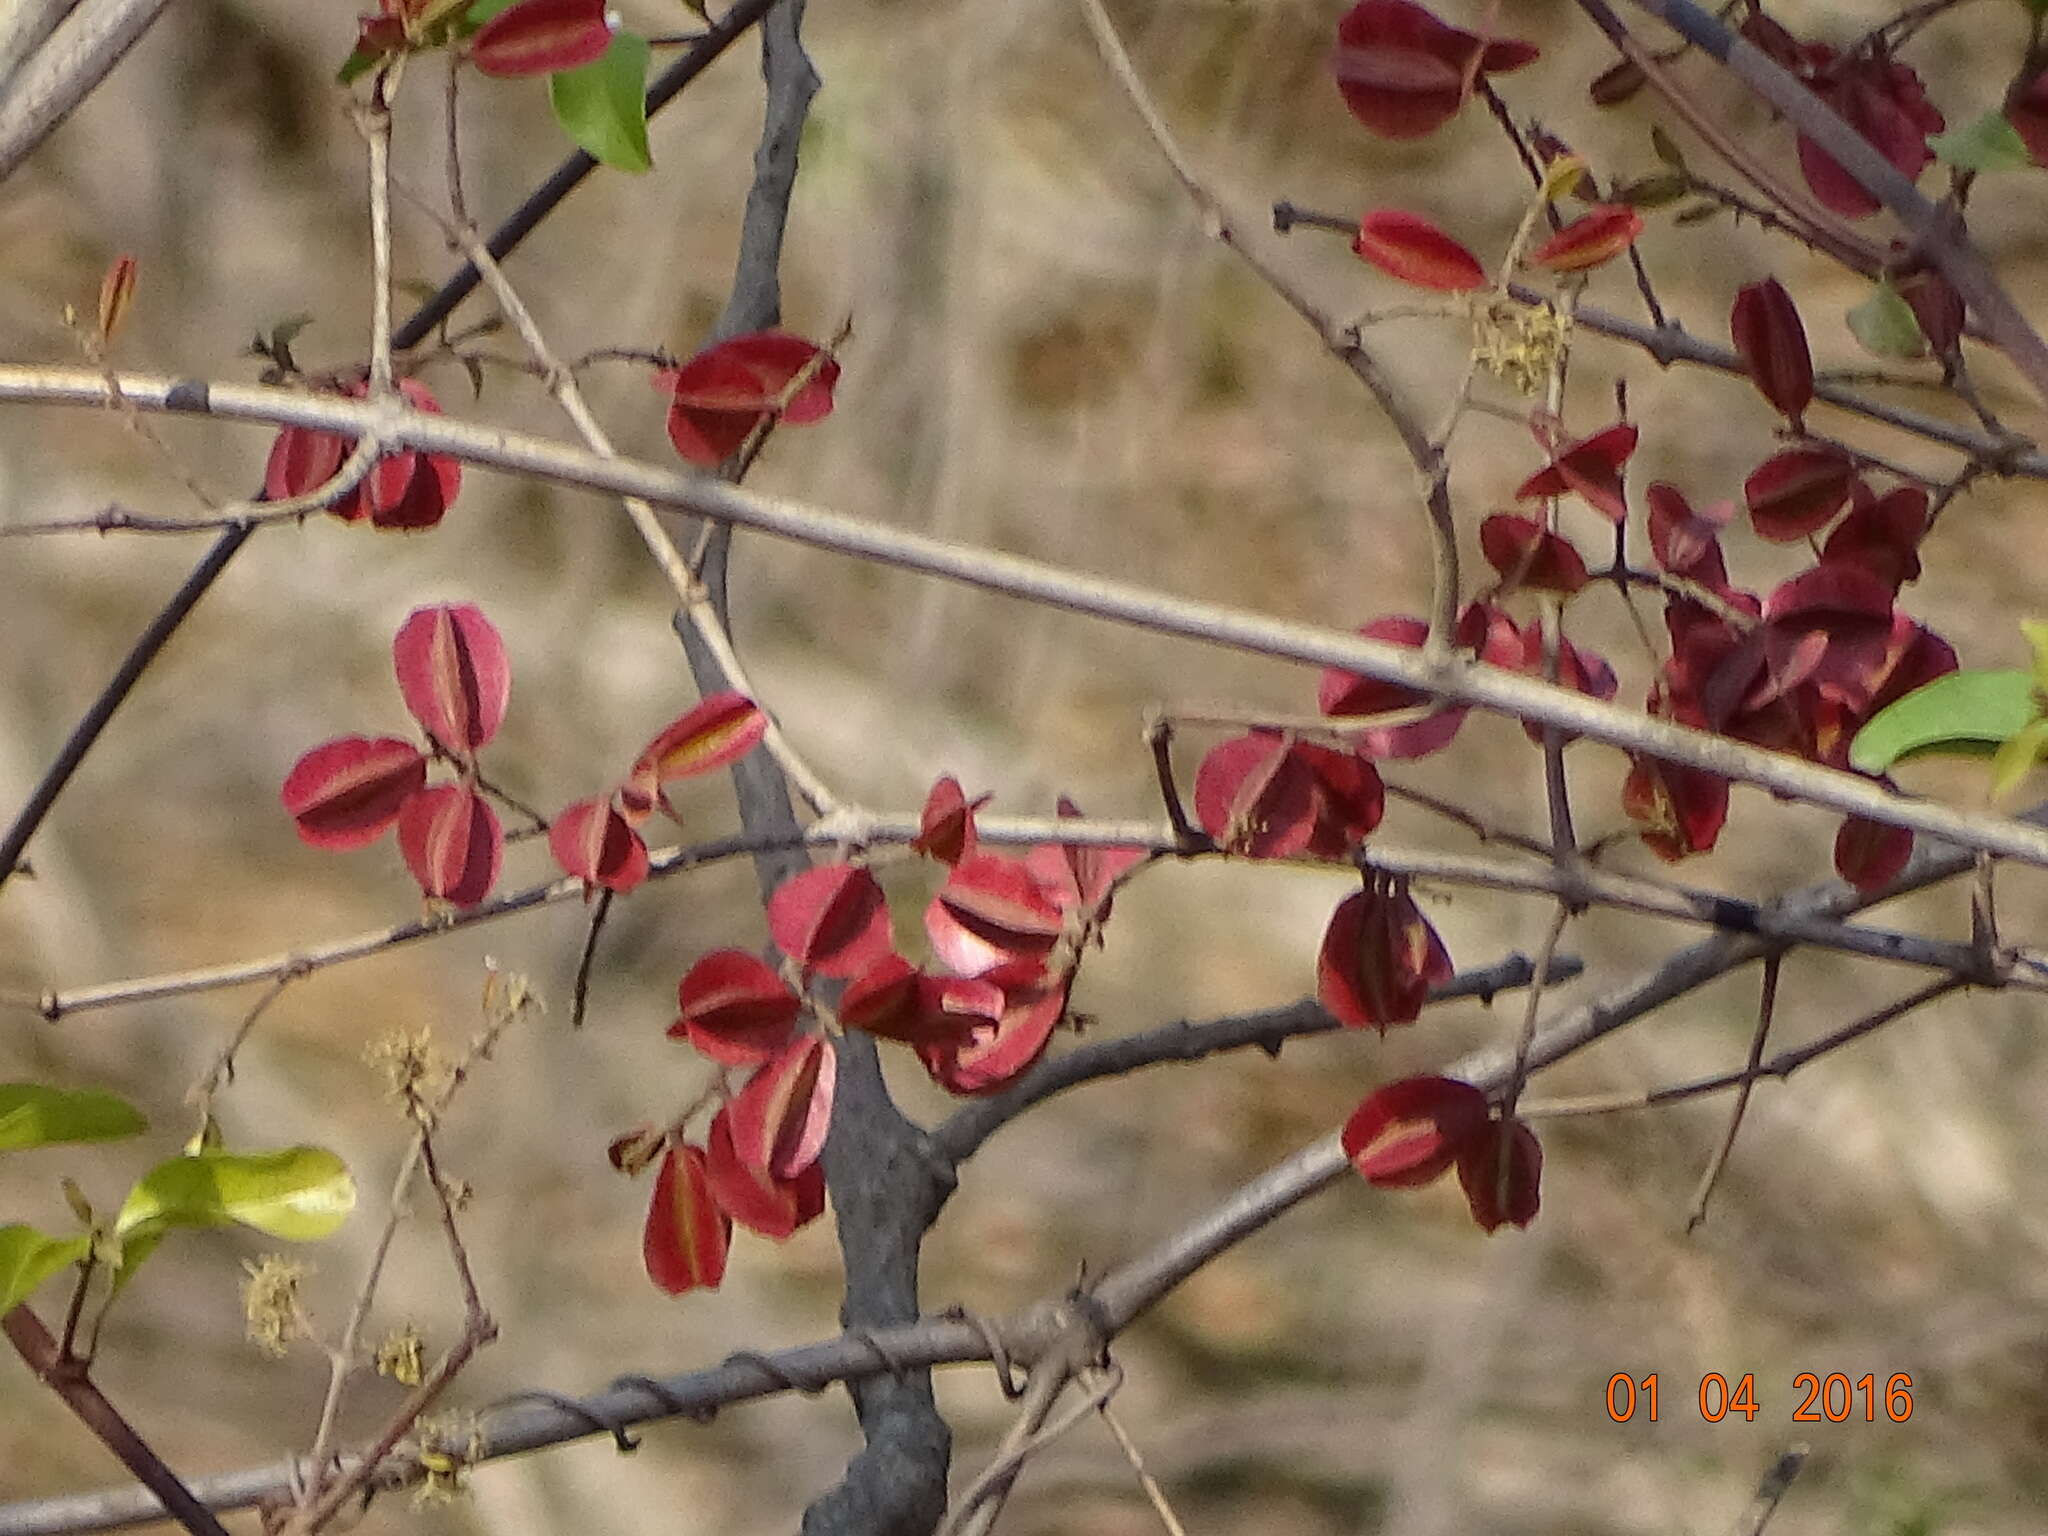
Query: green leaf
1991 716 2048 797
1846 279 1927 361
462 0 523 32
549 31 651 173
2022 619 2048 694
0 1226 90 1312
1850 669 2040 774
0 1085 147 1153
116 1147 356 1243
1928 111 2032 173
336 46 382 86
1650 125 1687 171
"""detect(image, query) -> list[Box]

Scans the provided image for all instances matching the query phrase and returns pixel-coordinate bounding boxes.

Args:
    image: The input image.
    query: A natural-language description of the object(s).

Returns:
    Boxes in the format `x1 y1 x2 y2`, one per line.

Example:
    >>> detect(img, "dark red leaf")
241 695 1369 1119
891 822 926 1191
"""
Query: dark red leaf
1342 1075 1490 1188
1621 754 1729 860
470 0 612 77
1332 0 1537 140
660 331 840 467
396 783 502 907
1352 210 1486 291
1514 421 1638 523
1744 447 1856 541
1795 59 1942 219
1644 482 1732 585
1821 485 1926 591
726 1034 836 1181
1318 615 1469 758
392 602 510 756
1731 278 1814 422
704 1109 824 1240
643 1143 730 1294
549 795 649 894
919 977 1067 1096
766 862 892 978
1023 795 1148 911
281 736 427 849
912 775 985 865
1193 731 1319 858
1834 815 1913 892
1479 513 1589 595
670 949 801 1066
264 424 348 501
1455 1118 1543 1232
1317 877 1453 1032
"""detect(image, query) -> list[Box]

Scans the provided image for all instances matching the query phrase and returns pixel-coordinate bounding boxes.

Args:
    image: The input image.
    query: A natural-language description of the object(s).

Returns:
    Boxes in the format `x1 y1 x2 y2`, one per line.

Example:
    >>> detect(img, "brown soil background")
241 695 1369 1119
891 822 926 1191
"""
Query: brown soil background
6 1 2048 1533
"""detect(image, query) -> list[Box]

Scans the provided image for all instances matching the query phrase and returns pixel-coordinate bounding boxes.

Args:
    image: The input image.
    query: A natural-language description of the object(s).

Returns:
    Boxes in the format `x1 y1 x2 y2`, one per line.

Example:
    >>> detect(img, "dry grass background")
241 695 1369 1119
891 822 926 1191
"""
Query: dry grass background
6 0 2048 1531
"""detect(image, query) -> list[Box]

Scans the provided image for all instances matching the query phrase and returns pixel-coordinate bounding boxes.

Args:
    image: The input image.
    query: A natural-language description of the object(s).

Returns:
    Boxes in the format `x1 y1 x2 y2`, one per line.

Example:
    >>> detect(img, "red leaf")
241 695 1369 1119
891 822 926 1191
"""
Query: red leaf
919 977 1067 1096
1193 731 1318 858
1317 878 1453 1031
1352 210 1486 291
549 795 648 894
1023 795 1148 911
628 692 767 811
1644 482 1731 585
1744 447 1856 542
1455 1118 1543 1232
1318 616 1471 758
661 331 840 467
912 775 985 865
1621 754 1729 860
1834 815 1913 892
264 423 347 501
704 1109 824 1240
470 0 612 77
361 379 459 530
396 784 502 907
1514 421 1638 523
726 1034 836 1181
1297 744 1387 859
1731 278 1814 423
840 954 938 1045
766 862 892 978
670 949 801 1066
1794 59 1942 219
1821 485 1926 592
1895 266 1964 355
1332 0 1537 140
1341 1075 1490 1188
1479 513 1589 595
1527 204 1643 273
282 736 427 849
643 1143 730 1294
925 854 1067 979
392 603 510 756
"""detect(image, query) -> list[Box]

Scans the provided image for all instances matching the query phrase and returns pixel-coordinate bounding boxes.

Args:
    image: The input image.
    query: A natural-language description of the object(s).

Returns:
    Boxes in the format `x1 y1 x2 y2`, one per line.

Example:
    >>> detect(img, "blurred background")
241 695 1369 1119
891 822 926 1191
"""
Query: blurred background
6 0 2048 1531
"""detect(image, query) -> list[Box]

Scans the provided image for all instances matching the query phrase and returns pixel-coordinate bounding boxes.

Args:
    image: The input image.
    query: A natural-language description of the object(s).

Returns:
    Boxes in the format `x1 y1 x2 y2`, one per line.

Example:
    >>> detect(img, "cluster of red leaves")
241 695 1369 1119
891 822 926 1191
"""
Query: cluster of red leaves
1331 0 1537 140
631 779 1148 1292
1739 15 1944 219
550 693 769 895
282 604 510 906
1353 203 1644 291
263 376 461 530
658 331 841 468
1343 1076 1540 1232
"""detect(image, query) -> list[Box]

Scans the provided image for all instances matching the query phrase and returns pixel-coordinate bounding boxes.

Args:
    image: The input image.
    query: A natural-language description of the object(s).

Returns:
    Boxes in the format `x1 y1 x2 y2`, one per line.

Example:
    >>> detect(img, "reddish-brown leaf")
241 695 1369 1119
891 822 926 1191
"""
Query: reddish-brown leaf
1644 482 1732 585
1352 210 1486 291
919 977 1067 1096
766 862 892 978
1731 278 1814 423
1744 447 1856 542
1834 814 1913 892
549 795 648 894
281 736 427 849
726 1034 836 1181
1527 204 1643 273
1318 615 1471 759
1514 421 1638 523
1454 1118 1543 1232
96 255 137 343
1621 754 1729 860
643 1143 730 1294
1479 513 1589 595
392 603 510 756
670 949 802 1066
912 774 986 865
1193 731 1319 858
660 332 840 467
1794 58 1943 220
1331 0 1537 140
1317 878 1453 1032
470 0 612 77
1821 485 1926 592
396 783 502 907
1341 1075 1490 1188
704 1109 825 1240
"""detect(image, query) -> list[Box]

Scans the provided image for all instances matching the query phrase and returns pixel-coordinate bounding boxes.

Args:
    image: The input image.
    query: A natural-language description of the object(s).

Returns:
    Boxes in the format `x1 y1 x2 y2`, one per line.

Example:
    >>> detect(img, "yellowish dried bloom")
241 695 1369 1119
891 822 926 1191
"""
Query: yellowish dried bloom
1473 299 1571 396
241 1255 307 1358
375 1324 426 1387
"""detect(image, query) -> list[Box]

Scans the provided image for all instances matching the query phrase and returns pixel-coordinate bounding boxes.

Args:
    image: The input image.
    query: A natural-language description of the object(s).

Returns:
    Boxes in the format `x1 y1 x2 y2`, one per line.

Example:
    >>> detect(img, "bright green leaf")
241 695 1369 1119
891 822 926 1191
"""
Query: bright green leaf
2022 619 2048 695
1928 111 2033 173
462 0 523 32
1850 669 2039 774
1991 716 2048 797
0 1226 90 1312
0 1084 146 1153
116 1147 356 1243
1845 279 1927 361
549 31 651 173
336 46 382 86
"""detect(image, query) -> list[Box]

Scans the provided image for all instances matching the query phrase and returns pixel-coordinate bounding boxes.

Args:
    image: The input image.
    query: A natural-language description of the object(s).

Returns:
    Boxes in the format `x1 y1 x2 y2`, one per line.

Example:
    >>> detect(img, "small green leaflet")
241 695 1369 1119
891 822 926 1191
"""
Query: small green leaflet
0 1084 146 1153
1928 111 2032 173
116 1146 356 1243
0 1226 90 1313
1849 669 2038 774
550 30 651 173
1845 278 1926 360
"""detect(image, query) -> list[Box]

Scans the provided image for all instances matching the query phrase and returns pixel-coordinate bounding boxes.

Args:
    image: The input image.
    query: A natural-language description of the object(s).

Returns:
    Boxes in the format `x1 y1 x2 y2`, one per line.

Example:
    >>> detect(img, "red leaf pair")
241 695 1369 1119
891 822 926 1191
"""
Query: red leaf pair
264 377 462 531
1193 732 1386 860
659 331 841 468
1318 615 1471 759
470 0 612 78
1317 875 1454 1032
1353 210 1485 292
1479 514 1589 596
1331 0 1537 141
282 604 511 907
1621 752 1731 861
1342 1076 1541 1233
1514 420 1638 523
671 949 801 1064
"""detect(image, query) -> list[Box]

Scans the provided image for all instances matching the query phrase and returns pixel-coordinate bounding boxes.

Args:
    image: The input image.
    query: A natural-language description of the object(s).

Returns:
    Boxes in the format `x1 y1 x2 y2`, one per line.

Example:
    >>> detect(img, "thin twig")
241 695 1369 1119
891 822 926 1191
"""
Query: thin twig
1685 953 1781 1231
